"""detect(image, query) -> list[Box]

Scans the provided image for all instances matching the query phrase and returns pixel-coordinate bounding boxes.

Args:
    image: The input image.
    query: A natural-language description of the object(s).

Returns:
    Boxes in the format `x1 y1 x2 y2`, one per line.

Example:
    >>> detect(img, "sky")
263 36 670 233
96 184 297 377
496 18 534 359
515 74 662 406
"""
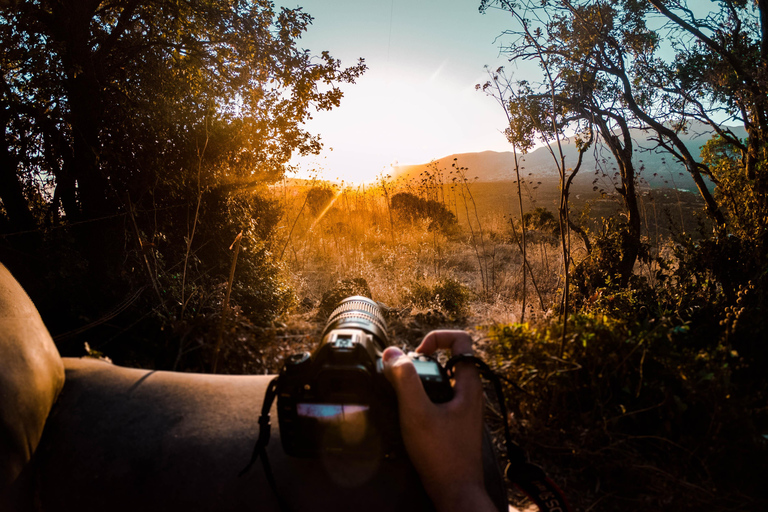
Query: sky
276 0 527 184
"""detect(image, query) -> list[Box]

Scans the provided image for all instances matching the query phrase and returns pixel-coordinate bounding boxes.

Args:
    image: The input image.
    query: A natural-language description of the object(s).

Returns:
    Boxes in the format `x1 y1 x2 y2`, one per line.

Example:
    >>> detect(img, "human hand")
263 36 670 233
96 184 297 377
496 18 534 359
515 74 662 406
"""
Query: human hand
381 330 497 512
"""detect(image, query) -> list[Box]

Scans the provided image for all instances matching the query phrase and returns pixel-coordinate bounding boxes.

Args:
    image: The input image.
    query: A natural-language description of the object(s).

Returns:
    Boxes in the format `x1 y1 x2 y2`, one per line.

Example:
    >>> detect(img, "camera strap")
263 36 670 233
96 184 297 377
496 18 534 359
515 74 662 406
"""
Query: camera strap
446 354 573 512
239 377 293 512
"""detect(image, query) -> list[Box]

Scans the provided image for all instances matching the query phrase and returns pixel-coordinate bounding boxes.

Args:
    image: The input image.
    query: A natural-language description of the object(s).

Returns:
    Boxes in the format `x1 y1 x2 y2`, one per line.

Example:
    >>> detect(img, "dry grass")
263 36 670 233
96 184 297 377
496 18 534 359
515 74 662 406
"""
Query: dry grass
269 179 566 329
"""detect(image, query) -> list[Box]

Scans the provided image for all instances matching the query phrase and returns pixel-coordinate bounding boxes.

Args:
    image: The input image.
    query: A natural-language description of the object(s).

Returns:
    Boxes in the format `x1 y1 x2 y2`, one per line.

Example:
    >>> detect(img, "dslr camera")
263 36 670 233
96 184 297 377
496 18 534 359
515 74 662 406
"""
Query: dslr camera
277 296 453 458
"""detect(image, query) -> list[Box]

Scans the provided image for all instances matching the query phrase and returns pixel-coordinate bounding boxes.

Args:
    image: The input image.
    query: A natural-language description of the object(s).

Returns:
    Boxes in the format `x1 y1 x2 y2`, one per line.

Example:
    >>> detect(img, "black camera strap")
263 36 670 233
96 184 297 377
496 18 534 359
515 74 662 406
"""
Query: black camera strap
239 377 293 511
446 354 573 512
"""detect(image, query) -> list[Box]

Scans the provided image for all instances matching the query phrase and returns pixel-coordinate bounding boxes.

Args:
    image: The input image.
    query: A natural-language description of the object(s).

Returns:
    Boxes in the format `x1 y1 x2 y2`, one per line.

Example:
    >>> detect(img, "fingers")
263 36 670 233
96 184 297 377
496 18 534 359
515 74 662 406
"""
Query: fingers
382 346 431 411
416 330 482 405
416 330 473 357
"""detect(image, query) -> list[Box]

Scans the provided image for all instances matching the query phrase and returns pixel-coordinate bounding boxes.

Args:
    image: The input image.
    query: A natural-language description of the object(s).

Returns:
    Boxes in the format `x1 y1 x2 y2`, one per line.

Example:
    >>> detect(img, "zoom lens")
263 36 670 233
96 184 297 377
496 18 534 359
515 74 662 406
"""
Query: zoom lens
322 296 389 349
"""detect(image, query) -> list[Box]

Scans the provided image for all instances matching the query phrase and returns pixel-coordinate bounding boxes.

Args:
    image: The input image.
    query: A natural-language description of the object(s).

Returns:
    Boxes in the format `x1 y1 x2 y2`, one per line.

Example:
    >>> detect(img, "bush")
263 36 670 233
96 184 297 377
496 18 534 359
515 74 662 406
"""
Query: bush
522 206 560 234
390 192 457 232
306 186 336 216
43 185 299 372
482 305 767 511
572 216 650 299
317 278 373 320
403 277 470 320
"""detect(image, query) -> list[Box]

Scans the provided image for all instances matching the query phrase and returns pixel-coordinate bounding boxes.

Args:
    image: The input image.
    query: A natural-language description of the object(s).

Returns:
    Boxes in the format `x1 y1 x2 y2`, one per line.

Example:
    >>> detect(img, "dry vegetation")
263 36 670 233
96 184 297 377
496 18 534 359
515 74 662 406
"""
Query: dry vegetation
273 178 554 325
250 172 765 512
268 172 704 330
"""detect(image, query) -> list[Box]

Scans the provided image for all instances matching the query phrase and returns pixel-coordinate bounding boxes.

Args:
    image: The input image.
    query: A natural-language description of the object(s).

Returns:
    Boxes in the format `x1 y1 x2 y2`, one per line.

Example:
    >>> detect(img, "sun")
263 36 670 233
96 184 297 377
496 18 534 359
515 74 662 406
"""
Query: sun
288 61 514 185
287 70 465 184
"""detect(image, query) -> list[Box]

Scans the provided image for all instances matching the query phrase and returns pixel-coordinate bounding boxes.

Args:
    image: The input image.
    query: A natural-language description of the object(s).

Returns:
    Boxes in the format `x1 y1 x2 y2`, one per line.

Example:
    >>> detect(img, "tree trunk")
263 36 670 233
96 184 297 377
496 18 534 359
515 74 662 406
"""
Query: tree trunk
50 0 110 220
0 109 36 233
594 116 641 288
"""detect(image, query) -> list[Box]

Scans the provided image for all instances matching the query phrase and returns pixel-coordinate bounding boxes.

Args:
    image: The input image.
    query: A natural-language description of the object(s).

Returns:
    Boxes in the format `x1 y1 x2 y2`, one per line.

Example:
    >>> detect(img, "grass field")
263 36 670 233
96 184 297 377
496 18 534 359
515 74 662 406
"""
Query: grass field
269 174 709 323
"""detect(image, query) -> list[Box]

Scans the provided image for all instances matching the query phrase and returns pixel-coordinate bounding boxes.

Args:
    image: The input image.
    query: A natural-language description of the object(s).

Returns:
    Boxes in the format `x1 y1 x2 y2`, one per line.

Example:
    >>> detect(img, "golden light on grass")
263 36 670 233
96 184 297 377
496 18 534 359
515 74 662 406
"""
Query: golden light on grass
309 188 343 231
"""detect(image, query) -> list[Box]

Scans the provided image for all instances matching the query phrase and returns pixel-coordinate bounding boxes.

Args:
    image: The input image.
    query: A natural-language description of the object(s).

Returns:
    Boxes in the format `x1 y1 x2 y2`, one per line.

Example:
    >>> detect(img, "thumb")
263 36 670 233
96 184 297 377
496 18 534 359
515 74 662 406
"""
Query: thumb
382 347 431 410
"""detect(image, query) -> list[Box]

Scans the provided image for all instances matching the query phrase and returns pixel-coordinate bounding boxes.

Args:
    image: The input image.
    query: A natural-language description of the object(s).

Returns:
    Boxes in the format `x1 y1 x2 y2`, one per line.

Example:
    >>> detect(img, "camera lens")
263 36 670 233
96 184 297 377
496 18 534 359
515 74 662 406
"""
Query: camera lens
322 296 389 349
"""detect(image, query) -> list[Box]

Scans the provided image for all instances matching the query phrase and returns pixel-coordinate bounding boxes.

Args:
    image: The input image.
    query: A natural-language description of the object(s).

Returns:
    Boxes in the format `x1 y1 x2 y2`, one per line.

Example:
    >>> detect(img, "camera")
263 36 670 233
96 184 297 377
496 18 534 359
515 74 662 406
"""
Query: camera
276 296 453 458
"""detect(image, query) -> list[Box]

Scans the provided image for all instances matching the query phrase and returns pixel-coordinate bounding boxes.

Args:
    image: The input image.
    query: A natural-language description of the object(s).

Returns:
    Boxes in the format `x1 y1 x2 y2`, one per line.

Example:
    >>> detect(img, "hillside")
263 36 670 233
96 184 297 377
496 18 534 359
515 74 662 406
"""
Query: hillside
392 122 747 192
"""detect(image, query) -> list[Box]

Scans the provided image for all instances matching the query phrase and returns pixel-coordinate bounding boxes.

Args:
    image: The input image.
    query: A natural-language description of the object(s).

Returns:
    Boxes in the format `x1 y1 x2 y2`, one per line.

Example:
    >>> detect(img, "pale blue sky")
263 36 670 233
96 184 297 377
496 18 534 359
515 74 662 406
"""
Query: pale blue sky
276 0 526 182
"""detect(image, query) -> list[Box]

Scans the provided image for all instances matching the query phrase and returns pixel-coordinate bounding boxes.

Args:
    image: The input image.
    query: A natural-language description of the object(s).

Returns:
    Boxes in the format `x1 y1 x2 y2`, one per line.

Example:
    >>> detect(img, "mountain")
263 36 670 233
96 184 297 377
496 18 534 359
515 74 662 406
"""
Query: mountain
392 122 747 192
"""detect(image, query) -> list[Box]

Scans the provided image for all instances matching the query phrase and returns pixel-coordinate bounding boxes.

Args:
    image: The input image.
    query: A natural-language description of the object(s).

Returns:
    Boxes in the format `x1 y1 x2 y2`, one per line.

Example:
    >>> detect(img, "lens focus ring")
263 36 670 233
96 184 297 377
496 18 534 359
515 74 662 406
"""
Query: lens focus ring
323 296 388 344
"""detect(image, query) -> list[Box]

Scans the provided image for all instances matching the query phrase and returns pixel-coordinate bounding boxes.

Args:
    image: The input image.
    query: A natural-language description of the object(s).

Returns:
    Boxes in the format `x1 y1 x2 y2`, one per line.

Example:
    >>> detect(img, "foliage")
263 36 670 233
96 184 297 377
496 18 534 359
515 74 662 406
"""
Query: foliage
484 306 768 511
390 191 457 232
521 207 559 234
666 232 768 384
702 134 767 248
572 216 651 299
403 277 471 320
306 186 337 217
0 1 364 368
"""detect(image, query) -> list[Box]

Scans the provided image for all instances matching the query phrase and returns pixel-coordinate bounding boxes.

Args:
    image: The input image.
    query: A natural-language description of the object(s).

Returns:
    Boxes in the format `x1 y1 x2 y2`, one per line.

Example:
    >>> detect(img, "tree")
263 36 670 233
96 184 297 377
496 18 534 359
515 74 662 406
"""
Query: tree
1 1 364 227
0 1 365 342
480 3 768 507
481 0 767 276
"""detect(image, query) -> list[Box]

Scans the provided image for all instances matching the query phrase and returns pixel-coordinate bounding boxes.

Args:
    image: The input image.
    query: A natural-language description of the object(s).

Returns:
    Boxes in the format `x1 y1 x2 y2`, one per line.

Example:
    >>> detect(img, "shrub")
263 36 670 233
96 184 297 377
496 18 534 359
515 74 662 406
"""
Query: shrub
89 186 296 371
521 206 560 234
306 186 336 216
403 277 470 320
390 192 456 232
482 306 767 511
317 278 373 319
572 216 650 299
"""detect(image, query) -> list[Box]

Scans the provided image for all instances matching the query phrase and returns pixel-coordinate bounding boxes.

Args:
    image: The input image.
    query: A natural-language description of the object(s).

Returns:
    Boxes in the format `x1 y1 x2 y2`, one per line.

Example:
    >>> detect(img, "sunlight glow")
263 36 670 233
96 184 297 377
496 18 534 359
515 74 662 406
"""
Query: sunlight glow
309 189 343 231
289 64 513 185
278 0 528 185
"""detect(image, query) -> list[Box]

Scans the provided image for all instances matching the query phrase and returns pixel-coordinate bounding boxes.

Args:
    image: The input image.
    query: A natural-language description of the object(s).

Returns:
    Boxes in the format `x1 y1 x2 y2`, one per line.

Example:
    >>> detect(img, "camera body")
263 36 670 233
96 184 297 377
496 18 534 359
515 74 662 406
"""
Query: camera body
277 296 452 458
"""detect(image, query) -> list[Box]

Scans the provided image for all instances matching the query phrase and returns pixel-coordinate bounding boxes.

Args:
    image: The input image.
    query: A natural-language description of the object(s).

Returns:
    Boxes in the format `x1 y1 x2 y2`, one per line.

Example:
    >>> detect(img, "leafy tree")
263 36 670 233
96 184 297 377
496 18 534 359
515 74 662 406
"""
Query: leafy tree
1 1 364 225
644 0 768 224
481 1 659 288
481 0 768 279
0 1 365 357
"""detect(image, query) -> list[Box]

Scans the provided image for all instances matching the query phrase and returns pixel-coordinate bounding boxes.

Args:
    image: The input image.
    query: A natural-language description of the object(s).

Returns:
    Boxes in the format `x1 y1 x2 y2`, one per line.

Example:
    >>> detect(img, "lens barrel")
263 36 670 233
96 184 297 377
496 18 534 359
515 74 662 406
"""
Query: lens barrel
322 296 389 349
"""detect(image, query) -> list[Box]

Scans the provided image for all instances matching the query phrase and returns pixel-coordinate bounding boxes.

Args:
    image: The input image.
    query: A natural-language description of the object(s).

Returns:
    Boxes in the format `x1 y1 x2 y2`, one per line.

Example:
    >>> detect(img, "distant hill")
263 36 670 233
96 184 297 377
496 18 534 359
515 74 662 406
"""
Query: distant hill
392 122 747 192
